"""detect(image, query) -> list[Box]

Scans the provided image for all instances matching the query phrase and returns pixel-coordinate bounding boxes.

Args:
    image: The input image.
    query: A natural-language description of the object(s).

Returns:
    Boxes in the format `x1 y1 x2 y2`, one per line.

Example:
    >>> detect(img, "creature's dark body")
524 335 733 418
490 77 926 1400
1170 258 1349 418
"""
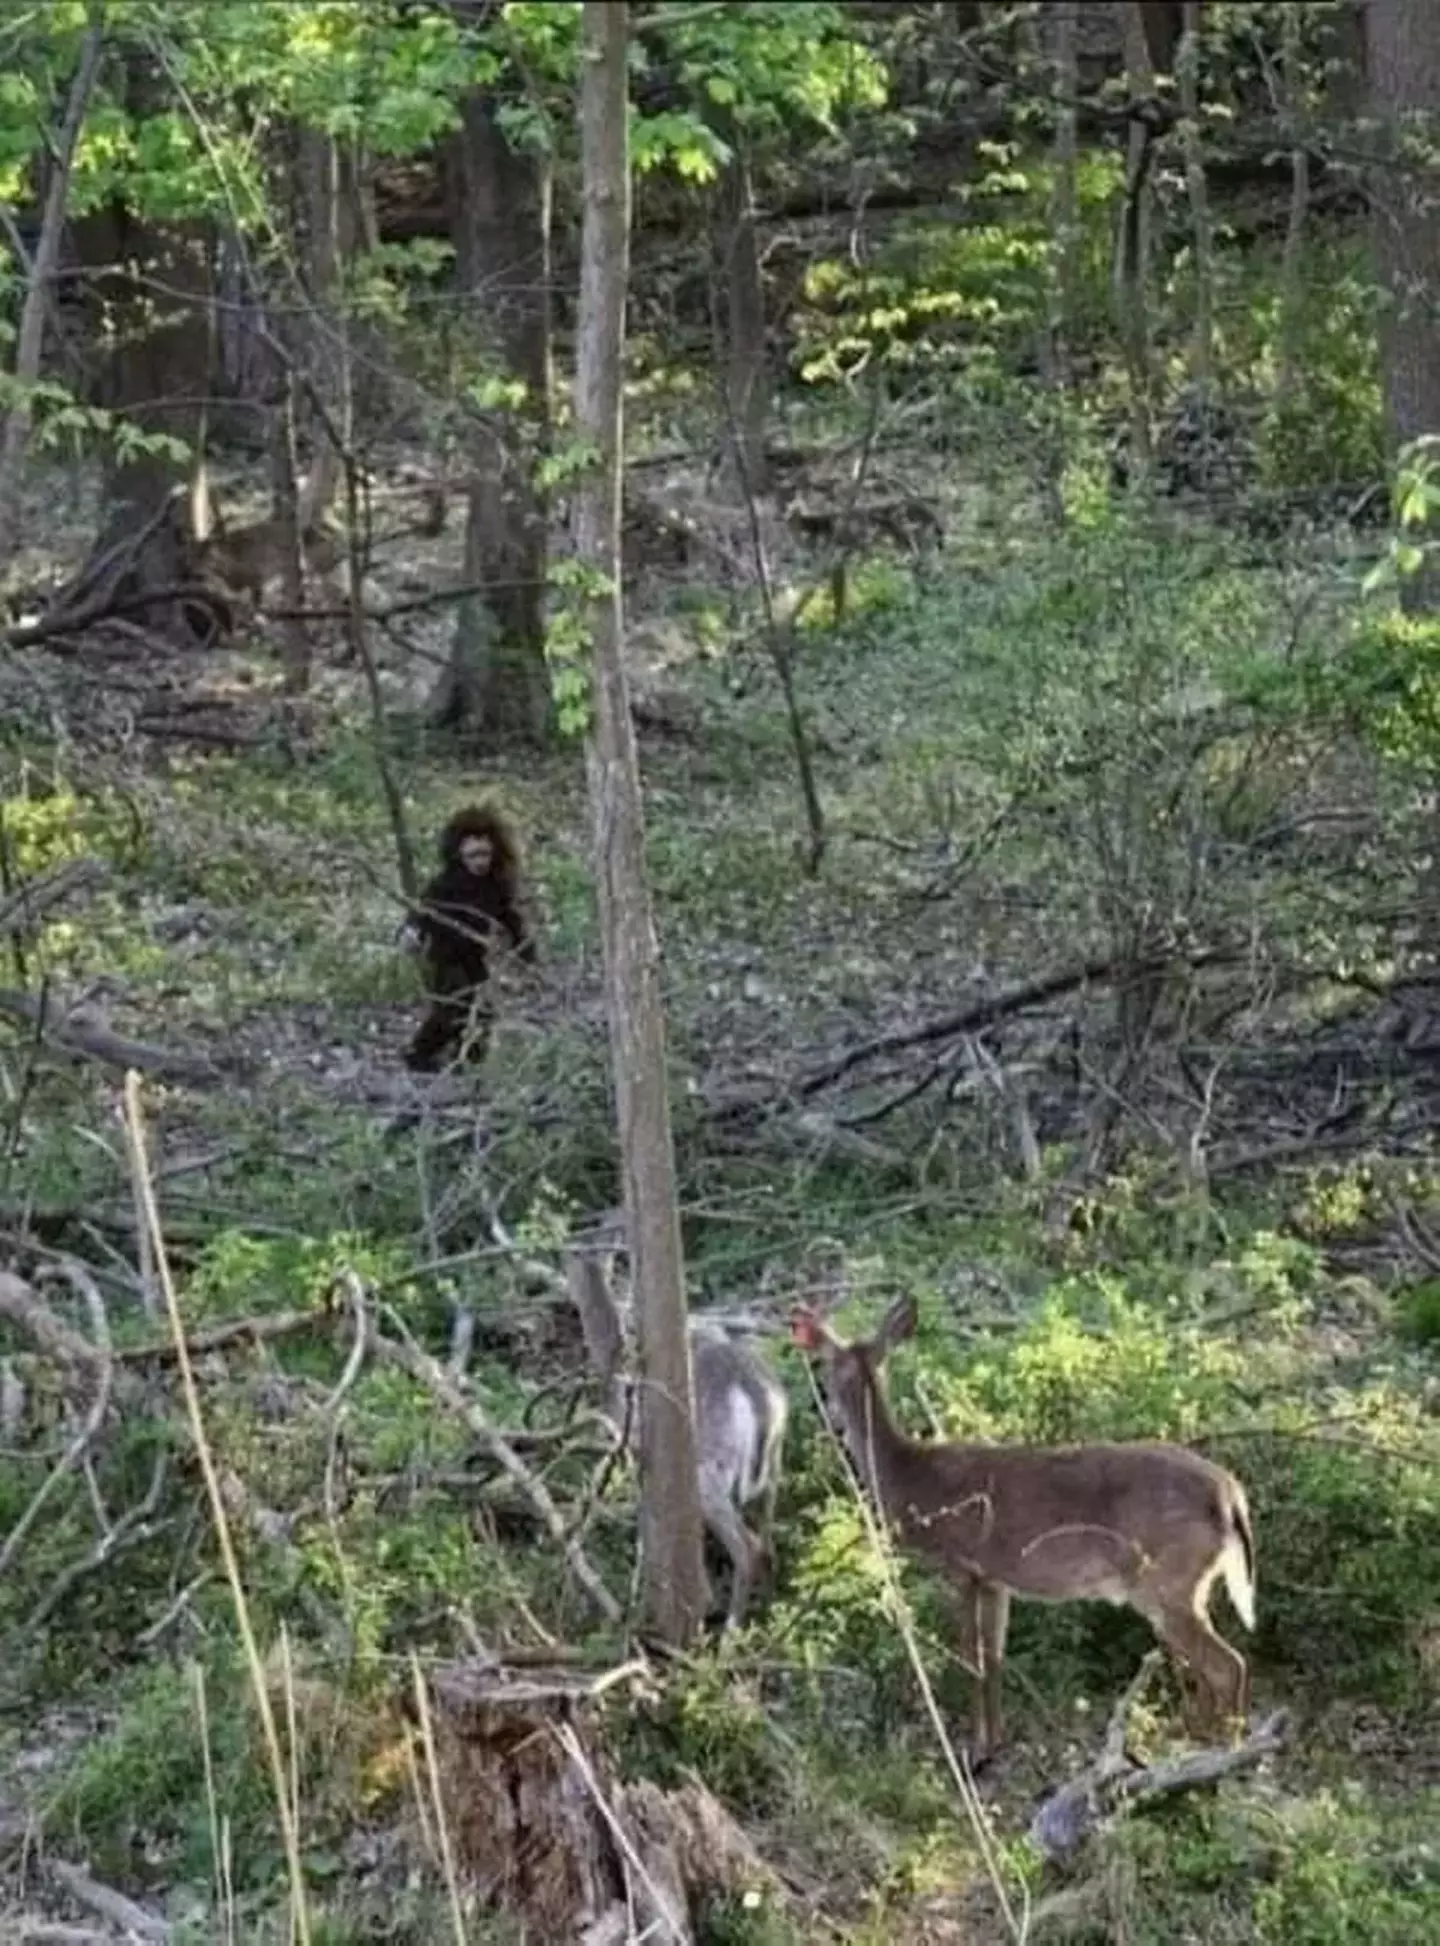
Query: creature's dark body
405 806 533 1073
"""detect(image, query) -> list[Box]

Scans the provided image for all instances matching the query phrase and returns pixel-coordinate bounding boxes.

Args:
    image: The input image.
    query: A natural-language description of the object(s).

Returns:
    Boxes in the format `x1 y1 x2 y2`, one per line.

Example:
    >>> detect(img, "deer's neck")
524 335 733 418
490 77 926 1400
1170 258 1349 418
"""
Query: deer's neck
838 1379 917 1502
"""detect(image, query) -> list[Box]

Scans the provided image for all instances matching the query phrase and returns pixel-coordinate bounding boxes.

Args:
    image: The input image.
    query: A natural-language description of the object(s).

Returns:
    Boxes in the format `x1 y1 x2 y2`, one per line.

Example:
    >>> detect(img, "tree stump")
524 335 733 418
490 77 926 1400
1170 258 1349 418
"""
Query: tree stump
426 1657 778 1943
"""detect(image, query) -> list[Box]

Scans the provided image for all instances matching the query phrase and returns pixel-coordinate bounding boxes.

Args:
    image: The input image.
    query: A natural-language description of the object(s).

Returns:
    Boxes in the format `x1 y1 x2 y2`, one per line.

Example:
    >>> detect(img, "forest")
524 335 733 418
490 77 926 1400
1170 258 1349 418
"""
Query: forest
0 0 1439 1940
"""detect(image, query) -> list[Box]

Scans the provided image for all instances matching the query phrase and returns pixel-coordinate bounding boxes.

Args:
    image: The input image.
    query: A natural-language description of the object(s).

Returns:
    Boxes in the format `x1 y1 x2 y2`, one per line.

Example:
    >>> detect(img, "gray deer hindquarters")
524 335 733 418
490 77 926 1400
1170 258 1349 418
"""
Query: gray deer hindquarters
689 1323 789 1631
690 1323 789 1509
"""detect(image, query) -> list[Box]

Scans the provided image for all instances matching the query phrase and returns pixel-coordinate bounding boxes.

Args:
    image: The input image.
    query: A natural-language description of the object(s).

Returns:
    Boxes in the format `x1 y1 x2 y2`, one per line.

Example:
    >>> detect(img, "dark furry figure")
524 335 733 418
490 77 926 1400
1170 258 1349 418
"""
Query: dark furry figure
402 803 535 1073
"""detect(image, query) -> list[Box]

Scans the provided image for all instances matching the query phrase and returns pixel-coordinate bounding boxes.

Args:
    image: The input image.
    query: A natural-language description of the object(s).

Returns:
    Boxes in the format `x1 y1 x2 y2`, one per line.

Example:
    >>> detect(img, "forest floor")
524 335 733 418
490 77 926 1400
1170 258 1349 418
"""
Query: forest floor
1 433 1438 1944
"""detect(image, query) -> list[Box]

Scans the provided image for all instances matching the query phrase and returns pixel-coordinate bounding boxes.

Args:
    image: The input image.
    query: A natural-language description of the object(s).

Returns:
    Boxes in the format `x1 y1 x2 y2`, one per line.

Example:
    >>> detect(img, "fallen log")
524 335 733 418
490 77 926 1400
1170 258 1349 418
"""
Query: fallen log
1028 1651 1290 1863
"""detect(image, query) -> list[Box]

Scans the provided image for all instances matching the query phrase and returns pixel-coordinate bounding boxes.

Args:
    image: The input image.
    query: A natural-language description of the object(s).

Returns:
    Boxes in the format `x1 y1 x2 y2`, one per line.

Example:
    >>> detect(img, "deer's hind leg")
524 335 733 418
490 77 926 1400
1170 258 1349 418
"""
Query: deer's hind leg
699 1468 759 1633
1138 1595 1249 1740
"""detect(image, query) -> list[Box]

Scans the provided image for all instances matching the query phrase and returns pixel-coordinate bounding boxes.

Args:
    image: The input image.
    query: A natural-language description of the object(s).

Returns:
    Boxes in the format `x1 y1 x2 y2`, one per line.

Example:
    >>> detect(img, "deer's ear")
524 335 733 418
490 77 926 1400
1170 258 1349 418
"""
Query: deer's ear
789 1304 826 1352
877 1294 918 1350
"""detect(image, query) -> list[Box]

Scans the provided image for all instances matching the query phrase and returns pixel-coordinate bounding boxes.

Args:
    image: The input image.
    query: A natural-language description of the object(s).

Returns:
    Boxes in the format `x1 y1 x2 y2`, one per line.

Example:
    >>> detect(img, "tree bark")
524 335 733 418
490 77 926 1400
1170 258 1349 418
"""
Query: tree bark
574 0 706 1650
431 85 552 744
0 6 104 561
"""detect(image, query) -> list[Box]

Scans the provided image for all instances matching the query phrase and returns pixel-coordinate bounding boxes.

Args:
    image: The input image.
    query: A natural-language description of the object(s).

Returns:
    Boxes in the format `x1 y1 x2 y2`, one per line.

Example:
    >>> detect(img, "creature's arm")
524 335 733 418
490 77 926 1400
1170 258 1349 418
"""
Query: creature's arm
396 880 441 956
502 900 537 964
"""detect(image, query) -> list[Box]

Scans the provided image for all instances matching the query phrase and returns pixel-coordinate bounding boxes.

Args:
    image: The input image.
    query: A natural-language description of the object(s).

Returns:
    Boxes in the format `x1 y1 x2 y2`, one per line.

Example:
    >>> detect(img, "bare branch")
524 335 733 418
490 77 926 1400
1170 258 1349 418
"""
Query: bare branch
0 984 226 1083
375 1303 623 1625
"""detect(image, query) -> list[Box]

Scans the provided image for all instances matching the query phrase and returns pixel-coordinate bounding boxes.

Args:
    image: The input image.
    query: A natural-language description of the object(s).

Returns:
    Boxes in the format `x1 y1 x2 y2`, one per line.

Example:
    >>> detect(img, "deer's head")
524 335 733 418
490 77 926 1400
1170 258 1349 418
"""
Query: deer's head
789 1294 918 1453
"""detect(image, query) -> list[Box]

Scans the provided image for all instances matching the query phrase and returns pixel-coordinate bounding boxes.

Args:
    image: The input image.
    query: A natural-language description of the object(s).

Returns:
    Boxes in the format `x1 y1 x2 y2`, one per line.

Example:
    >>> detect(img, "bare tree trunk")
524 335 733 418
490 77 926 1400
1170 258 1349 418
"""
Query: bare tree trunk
66 209 215 640
1046 0 1080 392
269 367 309 693
1366 0 1440 962
297 128 349 531
716 132 769 495
1177 1 1213 391
1276 1 1310 407
1367 0 1440 601
1114 3 1157 482
430 88 552 745
0 7 103 560
574 0 706 1650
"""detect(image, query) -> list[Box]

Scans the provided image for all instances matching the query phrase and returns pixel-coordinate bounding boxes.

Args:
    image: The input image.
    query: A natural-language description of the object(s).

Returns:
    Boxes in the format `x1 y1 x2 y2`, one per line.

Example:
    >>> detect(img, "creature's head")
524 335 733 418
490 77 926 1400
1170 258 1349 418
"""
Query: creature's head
439 803 521 893
789 1293 917 1440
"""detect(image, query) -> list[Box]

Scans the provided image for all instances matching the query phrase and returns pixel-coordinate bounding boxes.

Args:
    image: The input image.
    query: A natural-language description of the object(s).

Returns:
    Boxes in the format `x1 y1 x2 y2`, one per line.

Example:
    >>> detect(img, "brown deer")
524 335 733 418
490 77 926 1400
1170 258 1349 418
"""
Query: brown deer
790 1294 1255 1761
567 1249 788 1632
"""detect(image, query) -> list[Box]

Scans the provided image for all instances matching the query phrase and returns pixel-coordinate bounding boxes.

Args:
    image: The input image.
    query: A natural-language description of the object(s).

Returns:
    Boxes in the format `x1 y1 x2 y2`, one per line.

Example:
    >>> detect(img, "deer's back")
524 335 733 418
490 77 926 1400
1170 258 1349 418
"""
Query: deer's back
880 1438 1242 1603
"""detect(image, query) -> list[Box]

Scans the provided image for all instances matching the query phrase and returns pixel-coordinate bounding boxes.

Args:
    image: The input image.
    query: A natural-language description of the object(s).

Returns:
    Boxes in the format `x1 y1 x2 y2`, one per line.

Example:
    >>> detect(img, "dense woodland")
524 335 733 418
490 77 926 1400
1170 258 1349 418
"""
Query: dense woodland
2 1 1440 1939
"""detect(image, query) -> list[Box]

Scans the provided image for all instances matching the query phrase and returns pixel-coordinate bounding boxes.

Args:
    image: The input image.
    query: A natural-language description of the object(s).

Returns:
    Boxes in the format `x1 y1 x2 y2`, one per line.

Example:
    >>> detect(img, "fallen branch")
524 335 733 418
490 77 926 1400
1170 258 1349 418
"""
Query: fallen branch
1028 1651 1289 1862
115 1306 330 1364
0 1268 106 1375
375 1304 623 1626
45 1858 170 1940
777 946 1236 1109
0 985 226 1083
0 857 107 940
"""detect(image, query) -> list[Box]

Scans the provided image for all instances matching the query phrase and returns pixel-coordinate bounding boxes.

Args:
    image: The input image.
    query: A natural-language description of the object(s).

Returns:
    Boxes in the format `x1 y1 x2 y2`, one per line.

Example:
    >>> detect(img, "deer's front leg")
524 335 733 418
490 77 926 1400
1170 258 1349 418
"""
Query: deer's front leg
974 1582 1012 1761
940 1572 993 1764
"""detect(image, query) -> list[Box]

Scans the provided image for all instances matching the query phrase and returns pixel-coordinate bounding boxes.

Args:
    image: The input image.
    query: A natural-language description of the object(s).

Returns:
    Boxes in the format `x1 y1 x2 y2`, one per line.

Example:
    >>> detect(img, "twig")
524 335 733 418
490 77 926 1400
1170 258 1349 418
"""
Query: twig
375 1303 622 1625
320 1269 369 1416
136 1569 215 1647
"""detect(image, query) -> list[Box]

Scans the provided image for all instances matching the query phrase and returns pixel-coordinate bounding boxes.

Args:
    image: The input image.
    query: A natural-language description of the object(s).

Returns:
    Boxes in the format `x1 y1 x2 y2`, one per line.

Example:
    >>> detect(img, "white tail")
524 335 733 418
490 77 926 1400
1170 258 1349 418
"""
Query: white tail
791 1294 1256 1760
567 1250 788 1631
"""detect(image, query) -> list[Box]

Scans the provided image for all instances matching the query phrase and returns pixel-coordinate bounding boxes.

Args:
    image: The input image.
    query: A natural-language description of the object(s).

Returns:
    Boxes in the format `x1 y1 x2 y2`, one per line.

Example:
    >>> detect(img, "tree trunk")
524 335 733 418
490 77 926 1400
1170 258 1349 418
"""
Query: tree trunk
1366 0 1440 522
1177 1 1213 391
716 132 769 495
0 7 103 562
67 206 215 641
1045 0 1080 392
1114 2 1157 482
296 127 350 532
1366 0 1440 962
431 87 552 745
62 49 218 642
574 0 707 1651
1321 0 1369 122
1276 0 1310 407
268 367 310 694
